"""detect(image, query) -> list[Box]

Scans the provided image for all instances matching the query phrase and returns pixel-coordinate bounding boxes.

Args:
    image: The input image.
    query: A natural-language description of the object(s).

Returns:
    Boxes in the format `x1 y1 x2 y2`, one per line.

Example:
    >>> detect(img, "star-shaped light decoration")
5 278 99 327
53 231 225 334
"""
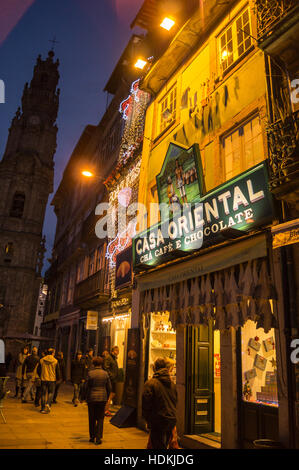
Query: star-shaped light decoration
270 357 277 368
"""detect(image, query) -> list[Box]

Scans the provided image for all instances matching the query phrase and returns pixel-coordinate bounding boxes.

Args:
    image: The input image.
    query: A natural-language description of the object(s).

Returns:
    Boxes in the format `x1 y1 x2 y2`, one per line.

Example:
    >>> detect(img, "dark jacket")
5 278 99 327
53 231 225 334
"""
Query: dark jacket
22 354 40 375
84 355 93 371
103 353 118 383
142 368 177 427
71 359 86 384
56 357 66 381
86 367 112 403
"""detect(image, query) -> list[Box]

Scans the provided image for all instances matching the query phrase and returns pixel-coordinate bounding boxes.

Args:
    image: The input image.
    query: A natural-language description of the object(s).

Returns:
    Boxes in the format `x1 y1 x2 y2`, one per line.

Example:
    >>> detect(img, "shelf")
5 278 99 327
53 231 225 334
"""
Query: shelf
151 330 176 335
151 347 176 351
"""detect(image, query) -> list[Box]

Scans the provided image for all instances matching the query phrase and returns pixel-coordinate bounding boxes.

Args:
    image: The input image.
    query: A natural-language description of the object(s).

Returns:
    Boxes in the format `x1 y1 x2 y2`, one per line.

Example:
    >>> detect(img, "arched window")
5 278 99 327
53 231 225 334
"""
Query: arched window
10 192 25 218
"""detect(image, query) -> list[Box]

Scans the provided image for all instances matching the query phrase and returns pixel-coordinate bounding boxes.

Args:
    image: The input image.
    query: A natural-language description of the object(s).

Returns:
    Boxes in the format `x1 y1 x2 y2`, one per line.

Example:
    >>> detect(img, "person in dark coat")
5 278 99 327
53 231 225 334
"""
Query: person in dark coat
53 351 66 404
86 356 111 445
71 351 86 406
103 346 119 416
85 348 94 371
21 346 40 403
142 357 178 449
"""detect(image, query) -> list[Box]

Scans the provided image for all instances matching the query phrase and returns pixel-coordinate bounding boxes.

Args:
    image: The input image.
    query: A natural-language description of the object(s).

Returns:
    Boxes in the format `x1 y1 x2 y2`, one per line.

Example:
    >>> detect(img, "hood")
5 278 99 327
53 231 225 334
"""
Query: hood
153 368 172 386
42 355 57 365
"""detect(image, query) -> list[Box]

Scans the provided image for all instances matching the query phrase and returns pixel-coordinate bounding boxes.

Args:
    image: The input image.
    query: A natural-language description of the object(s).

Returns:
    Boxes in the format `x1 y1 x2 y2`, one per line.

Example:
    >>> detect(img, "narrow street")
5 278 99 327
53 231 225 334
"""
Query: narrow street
0 378 148 449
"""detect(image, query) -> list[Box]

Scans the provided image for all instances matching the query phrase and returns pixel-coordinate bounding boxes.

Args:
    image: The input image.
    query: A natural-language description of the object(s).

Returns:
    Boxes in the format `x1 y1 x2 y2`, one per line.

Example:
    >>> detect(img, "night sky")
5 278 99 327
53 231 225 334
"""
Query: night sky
0 0 143 273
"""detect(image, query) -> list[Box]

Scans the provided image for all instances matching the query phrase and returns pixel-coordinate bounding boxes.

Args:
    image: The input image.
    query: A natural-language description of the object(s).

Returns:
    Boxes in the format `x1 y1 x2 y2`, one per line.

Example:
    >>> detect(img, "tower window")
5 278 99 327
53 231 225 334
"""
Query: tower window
10 192 25 218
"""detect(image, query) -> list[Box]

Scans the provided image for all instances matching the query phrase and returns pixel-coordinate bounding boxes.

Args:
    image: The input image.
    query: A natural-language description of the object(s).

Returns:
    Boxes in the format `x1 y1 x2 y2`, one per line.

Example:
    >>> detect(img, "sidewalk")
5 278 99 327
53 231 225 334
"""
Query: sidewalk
0 377 148 449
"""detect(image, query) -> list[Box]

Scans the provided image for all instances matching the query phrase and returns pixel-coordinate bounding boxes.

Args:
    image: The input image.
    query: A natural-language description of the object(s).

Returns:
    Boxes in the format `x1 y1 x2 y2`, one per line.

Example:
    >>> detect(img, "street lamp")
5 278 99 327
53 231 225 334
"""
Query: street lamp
134 58 147 70
160 17 175 31
81 170 94 178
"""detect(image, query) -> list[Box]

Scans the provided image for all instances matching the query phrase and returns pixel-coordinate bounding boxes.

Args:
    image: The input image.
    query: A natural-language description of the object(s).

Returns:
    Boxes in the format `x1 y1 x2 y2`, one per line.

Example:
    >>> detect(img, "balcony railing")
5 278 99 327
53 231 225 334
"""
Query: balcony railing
256 0 297 39
74 269 108 307
266 110 299 190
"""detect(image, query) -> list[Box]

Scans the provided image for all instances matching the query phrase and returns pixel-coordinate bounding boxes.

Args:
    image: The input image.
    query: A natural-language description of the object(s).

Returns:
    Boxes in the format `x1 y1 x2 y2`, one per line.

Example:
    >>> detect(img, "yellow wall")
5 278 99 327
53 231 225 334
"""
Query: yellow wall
138 0 268 231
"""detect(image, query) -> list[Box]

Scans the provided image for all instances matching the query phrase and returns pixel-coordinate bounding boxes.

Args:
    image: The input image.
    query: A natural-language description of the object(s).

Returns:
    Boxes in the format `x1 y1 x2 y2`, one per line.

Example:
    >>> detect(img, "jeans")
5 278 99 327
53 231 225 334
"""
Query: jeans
88 402 106 441
53 381 62 402
72 383 82 403
41 381 55 409
23 373 35 401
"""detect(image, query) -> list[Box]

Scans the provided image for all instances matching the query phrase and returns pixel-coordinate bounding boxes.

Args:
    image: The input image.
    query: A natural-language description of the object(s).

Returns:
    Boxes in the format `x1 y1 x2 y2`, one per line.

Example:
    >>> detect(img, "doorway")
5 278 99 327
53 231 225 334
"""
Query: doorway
186 323 221 438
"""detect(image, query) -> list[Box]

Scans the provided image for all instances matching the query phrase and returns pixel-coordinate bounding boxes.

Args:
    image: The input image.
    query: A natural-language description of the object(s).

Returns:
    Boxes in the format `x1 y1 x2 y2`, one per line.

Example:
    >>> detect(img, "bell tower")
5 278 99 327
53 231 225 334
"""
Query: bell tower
0 51 60 352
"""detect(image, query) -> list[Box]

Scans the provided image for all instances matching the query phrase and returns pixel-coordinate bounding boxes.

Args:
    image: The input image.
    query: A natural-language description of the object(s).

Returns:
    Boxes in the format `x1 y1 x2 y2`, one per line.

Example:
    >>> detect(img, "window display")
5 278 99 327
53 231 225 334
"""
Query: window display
149 312 176 382
241 320 278 407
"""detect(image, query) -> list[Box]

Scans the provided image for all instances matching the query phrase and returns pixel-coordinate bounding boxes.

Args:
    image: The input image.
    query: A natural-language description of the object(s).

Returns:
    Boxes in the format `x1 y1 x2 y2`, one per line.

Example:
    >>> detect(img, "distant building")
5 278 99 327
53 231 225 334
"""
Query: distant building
32 283 48 350
0 51 60 355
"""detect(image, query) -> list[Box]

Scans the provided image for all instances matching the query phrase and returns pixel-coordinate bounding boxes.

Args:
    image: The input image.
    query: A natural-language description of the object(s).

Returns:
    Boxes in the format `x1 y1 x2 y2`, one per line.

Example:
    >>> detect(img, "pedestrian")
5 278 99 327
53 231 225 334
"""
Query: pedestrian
142 357 178 449
85 348 94 371
86 356 111 445
103 346 119 417
14 346 29 398
71 351 86 407
21 346 40 403
52 351 66 404
39 348 61 414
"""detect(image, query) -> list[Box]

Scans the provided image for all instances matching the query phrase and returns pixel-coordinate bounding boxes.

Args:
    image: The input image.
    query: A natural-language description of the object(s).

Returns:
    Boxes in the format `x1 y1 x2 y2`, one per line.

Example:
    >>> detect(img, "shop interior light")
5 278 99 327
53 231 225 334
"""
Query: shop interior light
102 314 130 323
222 50 229 60
134 58 147 70
160 17 175 31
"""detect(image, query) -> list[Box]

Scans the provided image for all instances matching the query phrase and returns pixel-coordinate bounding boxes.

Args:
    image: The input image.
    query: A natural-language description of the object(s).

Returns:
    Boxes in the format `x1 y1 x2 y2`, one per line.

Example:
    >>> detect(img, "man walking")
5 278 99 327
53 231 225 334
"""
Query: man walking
103 346 119 416
71 351 86 407
85 348 94 372
142 358 177 449
52 351 66 404
21 346 40 403
39 348 60 414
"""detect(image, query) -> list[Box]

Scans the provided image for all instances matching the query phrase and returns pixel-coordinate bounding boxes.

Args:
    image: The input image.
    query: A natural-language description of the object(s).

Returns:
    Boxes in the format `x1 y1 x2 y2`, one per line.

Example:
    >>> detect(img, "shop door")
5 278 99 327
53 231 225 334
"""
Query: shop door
186 323 214 435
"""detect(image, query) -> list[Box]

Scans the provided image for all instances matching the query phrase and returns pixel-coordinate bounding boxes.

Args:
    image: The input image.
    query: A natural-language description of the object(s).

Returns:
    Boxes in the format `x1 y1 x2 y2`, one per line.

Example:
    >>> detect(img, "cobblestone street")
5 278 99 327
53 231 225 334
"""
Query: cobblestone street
0 378 148 449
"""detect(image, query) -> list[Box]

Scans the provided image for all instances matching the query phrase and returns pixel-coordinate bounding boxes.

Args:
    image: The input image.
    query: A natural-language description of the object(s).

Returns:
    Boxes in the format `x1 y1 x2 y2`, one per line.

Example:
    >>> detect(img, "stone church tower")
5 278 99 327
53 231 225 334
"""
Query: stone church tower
0 51 60 354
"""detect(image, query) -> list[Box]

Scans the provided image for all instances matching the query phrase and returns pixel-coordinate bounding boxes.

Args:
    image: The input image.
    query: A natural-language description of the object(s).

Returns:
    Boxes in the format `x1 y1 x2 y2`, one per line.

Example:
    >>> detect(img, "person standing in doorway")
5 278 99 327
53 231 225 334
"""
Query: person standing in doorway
103 346 119 417
39 348 60 414
52 351 66 404
21 346 40 403
71 351 86 407
14 346 29 398
86 356 111 445
142 357 177 449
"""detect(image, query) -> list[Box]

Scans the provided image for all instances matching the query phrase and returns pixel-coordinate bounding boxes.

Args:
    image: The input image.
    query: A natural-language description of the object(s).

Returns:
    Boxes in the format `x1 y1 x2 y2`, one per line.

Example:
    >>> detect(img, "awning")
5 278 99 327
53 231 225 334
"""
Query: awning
272 218 299 249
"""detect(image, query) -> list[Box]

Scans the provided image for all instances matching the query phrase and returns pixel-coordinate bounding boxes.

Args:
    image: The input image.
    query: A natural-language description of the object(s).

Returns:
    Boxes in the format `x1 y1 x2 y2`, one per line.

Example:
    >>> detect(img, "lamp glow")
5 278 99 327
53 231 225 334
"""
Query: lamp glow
134 59 147 70
82 170 94 178
160 17 175 31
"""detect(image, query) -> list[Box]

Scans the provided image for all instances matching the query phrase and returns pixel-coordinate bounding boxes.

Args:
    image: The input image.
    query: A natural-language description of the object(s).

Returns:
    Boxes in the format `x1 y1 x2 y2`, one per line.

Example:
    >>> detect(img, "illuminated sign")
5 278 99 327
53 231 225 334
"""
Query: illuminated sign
133 146 273 270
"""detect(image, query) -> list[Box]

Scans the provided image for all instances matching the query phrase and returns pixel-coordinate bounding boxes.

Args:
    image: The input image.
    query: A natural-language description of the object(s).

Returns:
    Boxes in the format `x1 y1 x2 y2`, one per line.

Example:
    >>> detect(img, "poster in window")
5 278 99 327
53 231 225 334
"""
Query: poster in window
123 328 140 408
115 246 132 290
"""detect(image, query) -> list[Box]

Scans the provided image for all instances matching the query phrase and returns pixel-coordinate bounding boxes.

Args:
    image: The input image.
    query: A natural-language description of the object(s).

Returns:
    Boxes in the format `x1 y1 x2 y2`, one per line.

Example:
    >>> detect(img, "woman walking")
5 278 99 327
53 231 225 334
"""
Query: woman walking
86 356 111 445
71 351 86 406
14 346 29 398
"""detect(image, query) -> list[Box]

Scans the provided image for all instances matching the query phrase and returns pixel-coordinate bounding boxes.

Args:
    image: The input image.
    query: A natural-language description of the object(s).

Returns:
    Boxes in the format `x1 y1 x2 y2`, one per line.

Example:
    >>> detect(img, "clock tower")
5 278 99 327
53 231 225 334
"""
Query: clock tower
0 51 60 354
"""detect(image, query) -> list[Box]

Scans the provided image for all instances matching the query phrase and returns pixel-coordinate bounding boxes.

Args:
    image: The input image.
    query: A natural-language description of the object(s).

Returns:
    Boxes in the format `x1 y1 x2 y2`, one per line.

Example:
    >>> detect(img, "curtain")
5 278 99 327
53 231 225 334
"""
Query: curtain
140 257 277 332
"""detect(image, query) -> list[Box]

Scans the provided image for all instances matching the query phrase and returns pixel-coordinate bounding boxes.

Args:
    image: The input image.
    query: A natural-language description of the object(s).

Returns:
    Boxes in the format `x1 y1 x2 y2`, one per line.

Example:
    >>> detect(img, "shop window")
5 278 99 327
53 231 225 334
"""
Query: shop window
222 115 264 181
219 8 252 73
10 192 25 218
149 313 176 382
241 320 278 407
158 86 177 135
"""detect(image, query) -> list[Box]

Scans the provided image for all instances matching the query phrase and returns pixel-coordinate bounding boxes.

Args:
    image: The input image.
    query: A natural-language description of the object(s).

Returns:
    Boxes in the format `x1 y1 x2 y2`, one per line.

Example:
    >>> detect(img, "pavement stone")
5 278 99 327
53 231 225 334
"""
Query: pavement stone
0 378 148 450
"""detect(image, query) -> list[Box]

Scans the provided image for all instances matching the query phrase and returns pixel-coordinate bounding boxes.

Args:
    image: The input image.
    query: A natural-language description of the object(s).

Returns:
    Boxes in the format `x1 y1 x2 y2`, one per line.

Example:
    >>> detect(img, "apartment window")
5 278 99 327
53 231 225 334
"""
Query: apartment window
88 250 95 276
61 272 69 306
10 192 25 218
159 86 177 135
219 8 252 72
67 267 76 304
76 258 84 283
223 115 264 181
96 245 105 272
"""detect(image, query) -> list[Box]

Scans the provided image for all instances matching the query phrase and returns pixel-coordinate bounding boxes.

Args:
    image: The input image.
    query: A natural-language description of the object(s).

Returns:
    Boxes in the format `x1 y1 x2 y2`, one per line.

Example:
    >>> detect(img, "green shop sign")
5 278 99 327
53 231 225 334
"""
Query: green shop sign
133 143 274 271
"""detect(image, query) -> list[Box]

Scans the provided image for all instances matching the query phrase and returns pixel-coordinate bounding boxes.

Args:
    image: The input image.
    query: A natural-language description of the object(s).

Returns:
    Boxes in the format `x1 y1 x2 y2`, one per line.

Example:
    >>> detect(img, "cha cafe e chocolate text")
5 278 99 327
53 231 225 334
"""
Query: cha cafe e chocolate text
134 162 273 268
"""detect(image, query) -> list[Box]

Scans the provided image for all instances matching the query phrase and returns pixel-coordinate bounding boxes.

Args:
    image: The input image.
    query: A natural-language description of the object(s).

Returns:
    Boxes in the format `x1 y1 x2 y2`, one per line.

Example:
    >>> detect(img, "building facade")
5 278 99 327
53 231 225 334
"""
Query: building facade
130 0 298 449
0 51 60 355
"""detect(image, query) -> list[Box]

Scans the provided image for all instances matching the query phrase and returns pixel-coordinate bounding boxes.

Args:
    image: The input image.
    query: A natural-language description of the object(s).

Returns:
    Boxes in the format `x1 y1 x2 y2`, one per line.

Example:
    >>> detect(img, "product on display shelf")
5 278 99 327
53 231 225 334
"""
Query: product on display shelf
148 312 177 383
